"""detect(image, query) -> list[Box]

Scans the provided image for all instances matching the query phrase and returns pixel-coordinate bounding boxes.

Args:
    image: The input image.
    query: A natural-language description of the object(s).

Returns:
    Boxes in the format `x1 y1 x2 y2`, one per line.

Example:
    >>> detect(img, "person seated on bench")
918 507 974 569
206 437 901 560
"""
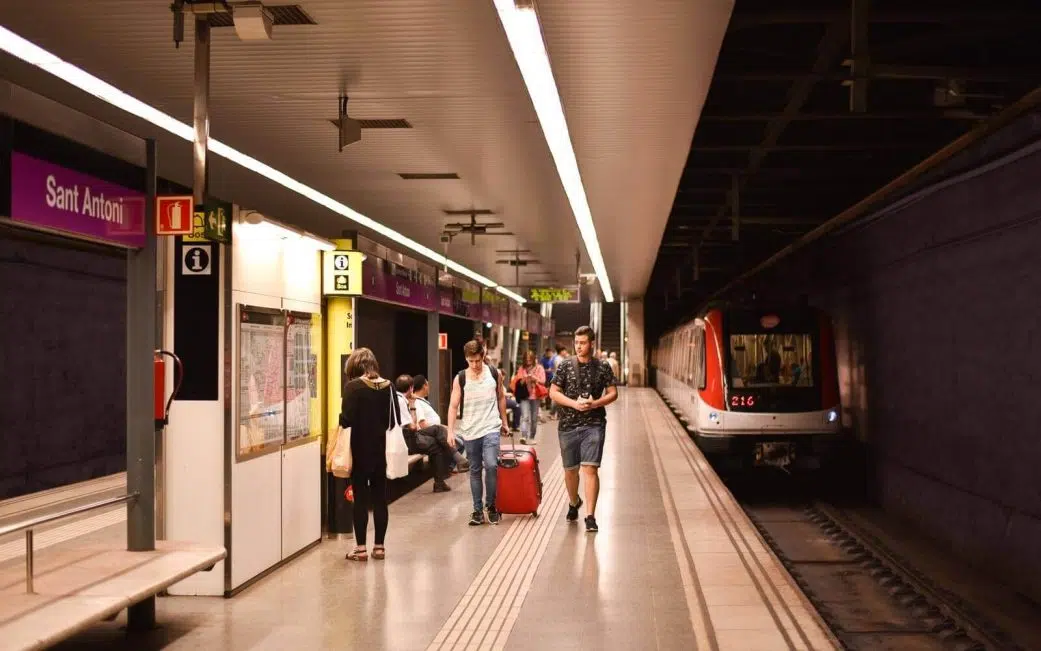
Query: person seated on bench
411 374 470 473
395 374 451 493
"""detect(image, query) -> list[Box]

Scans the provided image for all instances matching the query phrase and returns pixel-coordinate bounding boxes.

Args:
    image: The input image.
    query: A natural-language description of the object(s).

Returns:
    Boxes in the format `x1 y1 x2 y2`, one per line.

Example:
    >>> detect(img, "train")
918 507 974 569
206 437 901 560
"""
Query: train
653 303 844 470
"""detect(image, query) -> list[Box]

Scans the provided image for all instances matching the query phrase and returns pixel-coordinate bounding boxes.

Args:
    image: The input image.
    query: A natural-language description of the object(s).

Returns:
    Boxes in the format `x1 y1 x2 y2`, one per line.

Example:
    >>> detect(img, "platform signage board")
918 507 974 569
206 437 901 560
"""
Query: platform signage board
526 285 580 304
9 152 145 248
322 250 364 296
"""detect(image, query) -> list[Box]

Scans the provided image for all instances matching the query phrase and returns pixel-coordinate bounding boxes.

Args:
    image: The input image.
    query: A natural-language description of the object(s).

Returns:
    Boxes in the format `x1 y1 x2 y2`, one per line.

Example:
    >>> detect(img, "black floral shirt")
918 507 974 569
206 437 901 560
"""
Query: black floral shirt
552 358 617 431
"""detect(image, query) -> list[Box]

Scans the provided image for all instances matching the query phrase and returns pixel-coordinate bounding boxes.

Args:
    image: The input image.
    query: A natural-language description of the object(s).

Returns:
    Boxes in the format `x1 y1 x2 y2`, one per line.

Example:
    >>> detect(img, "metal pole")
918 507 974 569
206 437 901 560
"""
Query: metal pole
25 530 33 594
427 310 440 411
126 138 158 630
193 16 210 204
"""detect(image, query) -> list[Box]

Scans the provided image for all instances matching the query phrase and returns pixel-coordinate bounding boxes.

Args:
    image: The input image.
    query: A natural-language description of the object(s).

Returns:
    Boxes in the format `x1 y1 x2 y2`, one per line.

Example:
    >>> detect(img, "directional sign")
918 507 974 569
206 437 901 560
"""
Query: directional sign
156 195 194 235
526 285 580 303
182 243 212 275
322 250 364 296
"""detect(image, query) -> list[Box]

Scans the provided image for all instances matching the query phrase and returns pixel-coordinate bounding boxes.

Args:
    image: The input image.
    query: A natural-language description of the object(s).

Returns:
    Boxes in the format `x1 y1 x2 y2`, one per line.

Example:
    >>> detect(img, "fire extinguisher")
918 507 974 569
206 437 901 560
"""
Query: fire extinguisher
154 350 184 429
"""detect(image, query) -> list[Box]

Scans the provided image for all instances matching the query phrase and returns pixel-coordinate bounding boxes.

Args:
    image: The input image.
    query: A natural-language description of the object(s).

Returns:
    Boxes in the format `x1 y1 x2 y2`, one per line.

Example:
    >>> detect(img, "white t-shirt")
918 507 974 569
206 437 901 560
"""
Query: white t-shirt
415 397 440 426
396 392 415 428
455 366 502 442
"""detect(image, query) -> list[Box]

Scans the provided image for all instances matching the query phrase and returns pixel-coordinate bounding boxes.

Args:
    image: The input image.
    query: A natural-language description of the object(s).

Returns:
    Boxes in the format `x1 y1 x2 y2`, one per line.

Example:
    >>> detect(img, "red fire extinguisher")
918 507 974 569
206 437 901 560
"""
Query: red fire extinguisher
154 350 184 428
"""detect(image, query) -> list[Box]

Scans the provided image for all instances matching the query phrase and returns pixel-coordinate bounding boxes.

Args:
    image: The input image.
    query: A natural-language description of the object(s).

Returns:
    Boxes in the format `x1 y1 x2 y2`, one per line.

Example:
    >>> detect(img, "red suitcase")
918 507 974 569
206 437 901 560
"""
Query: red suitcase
495 438 543 517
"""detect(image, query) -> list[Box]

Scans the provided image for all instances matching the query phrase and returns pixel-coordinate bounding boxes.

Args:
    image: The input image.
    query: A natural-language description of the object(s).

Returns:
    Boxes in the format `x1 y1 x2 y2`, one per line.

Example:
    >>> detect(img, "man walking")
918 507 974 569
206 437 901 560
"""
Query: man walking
448 339 510 526
549 326 617 532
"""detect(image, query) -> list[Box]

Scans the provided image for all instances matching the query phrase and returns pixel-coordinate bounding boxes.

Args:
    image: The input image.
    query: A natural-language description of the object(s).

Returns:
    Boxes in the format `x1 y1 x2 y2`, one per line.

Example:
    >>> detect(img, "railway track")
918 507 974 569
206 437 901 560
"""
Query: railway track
739 496 1024 651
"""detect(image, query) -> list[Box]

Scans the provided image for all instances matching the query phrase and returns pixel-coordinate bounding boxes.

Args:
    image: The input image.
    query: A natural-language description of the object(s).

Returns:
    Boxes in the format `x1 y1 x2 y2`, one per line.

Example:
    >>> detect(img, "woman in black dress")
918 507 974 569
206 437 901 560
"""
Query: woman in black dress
340 347 397 561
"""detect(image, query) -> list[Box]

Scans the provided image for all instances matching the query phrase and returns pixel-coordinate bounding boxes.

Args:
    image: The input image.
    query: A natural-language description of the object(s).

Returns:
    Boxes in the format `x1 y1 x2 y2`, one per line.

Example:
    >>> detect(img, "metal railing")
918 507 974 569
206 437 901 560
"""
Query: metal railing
0 493 138 593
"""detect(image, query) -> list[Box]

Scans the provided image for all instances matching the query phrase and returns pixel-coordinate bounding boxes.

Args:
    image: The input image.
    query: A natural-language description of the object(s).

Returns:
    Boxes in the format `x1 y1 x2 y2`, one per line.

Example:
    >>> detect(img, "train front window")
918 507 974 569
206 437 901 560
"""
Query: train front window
729 333 814 388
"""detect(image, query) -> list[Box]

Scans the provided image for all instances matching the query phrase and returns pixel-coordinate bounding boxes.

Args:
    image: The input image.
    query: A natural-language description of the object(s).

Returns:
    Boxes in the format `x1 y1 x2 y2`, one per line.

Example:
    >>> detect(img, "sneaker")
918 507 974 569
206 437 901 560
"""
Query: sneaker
487 508 502 525
469 510 485 526
566 497 584 522
433 481 451 493
585 515 598 533
519 437 528 444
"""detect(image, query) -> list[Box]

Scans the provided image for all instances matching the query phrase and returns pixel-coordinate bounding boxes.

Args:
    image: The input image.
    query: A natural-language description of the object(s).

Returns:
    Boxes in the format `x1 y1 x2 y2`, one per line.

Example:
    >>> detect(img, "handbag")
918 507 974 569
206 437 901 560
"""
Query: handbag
385 389 411 479
329 426 352 478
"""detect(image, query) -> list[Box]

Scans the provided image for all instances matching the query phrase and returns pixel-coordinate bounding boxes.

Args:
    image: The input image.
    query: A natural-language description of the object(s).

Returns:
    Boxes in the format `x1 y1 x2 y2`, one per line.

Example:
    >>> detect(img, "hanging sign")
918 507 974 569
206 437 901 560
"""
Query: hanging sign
322 250 364 296
526 285 581 304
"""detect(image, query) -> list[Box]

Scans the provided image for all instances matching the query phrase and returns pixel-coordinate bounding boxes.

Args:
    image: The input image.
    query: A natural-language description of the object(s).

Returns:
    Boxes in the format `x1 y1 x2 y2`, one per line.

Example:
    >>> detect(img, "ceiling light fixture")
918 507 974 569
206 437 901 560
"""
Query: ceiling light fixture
491 0 614 302
495 286 526 303
0 26 527 302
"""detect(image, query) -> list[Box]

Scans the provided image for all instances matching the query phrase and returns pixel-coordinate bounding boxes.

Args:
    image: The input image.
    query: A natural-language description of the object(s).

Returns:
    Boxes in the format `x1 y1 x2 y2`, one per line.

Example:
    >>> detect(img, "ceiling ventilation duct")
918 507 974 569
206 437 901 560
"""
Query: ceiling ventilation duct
233 2 273 40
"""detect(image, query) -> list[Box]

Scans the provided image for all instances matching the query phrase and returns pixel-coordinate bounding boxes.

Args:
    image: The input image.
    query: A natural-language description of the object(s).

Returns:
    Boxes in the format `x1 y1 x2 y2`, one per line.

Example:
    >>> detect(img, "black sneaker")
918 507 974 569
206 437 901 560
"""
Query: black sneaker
469 510 485 526
585 515 598 533
433 481 451 493
487 508 502 525
566 497 584 522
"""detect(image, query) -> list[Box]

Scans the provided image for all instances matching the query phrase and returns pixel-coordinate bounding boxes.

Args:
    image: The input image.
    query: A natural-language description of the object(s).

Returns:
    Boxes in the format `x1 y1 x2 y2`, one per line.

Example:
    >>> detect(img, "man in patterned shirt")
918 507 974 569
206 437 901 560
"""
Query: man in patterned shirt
550 325 618 532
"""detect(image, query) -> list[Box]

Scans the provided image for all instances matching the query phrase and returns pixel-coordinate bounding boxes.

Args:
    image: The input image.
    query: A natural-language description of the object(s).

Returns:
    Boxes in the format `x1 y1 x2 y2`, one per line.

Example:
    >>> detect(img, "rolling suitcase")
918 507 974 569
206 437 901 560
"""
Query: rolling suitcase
495 437 543 517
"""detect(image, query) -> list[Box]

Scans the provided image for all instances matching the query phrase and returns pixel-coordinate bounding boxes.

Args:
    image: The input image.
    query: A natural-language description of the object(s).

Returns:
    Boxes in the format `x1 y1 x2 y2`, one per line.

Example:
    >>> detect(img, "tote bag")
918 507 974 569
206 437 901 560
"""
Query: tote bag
385 389 410 479
329 426 352 478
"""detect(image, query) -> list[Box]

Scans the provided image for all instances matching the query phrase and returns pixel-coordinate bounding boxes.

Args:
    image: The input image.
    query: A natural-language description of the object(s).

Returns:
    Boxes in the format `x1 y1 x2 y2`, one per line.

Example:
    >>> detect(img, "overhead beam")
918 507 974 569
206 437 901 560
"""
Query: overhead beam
698 110 988 121
713 65 1041 84
728 9 1041 28
850 0 870 113
691 143 927 152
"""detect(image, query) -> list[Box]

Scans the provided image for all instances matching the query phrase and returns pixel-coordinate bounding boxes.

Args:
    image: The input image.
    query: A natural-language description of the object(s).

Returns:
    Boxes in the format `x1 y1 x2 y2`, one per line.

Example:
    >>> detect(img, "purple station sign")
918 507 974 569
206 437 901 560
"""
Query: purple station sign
9 152 146 248
362 258 437 311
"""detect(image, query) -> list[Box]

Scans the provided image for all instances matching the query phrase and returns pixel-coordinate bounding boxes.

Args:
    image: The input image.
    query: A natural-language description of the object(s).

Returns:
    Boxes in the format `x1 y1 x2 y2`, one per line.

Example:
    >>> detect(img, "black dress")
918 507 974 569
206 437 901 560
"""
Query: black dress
339 376 394 547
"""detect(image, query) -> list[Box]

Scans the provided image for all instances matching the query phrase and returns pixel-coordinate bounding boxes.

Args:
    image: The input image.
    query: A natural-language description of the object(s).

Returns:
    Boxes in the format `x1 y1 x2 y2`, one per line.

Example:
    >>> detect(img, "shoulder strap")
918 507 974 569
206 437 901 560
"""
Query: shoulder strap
456 370 466 419
388 387 401 428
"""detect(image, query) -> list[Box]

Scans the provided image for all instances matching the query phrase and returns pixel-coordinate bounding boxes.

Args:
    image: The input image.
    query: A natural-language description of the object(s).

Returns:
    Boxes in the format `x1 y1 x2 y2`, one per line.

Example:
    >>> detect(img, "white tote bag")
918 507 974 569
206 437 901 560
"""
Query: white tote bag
385 389 410 479
329 426 352 478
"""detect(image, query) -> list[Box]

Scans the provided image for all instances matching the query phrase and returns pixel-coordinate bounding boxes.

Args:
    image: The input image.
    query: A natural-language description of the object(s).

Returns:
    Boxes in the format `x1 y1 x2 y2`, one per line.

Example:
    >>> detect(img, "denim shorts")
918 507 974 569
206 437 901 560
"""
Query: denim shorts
558 423 606 470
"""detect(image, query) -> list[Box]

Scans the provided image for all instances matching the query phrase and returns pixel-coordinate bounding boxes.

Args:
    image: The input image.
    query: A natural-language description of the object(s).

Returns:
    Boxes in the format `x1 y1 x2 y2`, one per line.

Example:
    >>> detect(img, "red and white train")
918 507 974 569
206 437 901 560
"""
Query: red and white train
653 303 844 470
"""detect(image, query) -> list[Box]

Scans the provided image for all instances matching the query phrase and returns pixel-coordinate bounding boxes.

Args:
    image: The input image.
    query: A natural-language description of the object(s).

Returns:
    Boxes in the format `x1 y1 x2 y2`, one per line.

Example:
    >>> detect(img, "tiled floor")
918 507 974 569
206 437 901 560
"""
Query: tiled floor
11 389 839 650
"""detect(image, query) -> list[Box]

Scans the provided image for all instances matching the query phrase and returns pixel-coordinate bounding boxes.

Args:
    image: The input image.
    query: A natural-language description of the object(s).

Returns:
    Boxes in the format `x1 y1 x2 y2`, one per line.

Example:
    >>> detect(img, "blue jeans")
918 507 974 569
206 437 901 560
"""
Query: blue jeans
519 399 540 439
463 431 501 513
505 398 520 429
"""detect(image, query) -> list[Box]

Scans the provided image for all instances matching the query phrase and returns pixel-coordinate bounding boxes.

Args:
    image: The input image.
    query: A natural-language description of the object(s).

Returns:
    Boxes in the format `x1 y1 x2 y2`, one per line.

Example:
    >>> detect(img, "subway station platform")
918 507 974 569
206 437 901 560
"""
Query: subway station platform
34 389 837 651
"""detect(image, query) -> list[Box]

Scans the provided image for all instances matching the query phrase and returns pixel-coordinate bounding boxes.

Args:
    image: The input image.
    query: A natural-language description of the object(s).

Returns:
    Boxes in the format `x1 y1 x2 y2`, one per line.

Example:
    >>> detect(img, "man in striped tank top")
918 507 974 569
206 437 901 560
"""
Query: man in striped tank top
448 339 511 526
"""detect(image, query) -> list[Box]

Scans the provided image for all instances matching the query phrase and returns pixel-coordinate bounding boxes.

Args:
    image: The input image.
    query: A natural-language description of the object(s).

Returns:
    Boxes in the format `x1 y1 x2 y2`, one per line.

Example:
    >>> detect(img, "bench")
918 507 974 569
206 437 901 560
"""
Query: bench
0 540 225 651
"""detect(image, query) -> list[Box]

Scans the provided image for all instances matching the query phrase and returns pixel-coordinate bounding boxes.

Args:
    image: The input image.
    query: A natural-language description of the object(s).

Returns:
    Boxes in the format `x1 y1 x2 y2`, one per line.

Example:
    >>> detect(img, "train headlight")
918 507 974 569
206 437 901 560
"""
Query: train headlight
708 412 719 423
825 410 839 424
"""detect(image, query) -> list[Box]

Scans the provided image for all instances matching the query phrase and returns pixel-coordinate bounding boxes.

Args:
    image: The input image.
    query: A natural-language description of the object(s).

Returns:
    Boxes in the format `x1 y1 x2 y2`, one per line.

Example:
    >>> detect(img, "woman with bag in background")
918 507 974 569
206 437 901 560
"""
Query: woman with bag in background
512 350 547 445
340 347 396 562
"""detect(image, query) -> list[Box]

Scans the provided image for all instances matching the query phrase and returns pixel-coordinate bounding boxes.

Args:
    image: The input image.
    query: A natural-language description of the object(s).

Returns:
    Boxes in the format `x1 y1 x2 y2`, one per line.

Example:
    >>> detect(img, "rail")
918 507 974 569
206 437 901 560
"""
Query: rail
0 492 138 594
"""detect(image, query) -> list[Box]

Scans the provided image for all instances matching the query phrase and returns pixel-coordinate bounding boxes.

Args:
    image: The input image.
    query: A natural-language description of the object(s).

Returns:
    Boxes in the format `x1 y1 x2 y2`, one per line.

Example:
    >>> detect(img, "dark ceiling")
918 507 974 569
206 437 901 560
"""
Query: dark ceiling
646 0 1041 335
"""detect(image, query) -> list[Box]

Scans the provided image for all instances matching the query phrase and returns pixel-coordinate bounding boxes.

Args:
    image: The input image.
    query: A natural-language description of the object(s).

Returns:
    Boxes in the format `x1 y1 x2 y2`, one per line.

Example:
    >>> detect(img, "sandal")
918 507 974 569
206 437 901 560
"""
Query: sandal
346 546 368 562
372 545 386 560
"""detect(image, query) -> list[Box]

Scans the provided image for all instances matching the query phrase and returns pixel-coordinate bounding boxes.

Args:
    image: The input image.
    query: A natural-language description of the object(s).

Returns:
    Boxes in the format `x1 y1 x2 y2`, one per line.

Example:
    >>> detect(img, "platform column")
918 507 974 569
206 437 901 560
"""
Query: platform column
126 139 158 630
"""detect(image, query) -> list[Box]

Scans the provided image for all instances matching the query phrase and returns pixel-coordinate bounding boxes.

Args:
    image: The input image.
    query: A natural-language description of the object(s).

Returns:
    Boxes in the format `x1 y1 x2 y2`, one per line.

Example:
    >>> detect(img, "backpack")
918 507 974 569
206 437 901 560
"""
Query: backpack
456 365 501 420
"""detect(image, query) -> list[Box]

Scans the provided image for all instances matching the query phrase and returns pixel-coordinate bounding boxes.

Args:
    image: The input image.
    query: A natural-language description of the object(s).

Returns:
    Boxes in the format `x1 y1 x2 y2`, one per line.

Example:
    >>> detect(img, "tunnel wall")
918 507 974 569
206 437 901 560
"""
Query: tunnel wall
745 112 1041 600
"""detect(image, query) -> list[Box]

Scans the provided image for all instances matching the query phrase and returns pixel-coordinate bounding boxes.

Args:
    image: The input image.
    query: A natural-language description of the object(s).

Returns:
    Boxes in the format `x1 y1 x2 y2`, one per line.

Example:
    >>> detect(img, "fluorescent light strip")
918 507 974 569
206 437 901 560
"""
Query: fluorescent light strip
0 26 523 298
495 286 526 303
491 1 614 302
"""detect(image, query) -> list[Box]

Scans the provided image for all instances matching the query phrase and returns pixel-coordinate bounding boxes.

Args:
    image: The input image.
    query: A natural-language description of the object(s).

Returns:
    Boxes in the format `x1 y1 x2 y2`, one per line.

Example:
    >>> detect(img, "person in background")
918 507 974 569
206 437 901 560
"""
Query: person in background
395 374 451 493
411 374 470 472
540 347 556 415
340 348 394 562
448 339 509 526
512 350 546 445
607 351 620 380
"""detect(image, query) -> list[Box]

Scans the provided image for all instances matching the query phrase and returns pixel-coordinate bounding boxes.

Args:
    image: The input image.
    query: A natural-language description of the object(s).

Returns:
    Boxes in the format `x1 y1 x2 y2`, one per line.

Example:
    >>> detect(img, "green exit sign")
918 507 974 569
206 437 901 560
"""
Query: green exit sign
527 285 580 303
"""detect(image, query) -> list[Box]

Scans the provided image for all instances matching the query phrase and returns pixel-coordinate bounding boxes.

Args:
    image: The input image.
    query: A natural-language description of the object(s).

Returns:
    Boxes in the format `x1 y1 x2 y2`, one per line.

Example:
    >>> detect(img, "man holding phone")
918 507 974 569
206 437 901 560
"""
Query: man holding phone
550 325 618 532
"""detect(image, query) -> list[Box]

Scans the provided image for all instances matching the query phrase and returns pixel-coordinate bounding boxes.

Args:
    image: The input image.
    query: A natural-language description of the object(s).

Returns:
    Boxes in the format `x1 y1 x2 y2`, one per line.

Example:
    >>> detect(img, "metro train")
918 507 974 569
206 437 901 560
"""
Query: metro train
653 303 844 470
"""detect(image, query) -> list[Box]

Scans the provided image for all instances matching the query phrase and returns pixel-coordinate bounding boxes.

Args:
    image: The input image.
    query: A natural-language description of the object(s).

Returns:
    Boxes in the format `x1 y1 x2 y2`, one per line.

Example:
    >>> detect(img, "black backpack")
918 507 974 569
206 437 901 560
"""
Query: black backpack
456 365 501 419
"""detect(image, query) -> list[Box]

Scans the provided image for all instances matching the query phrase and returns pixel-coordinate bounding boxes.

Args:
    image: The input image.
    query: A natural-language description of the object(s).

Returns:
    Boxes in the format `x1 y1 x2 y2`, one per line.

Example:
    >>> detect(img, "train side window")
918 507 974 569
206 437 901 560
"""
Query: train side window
694 328 706 390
